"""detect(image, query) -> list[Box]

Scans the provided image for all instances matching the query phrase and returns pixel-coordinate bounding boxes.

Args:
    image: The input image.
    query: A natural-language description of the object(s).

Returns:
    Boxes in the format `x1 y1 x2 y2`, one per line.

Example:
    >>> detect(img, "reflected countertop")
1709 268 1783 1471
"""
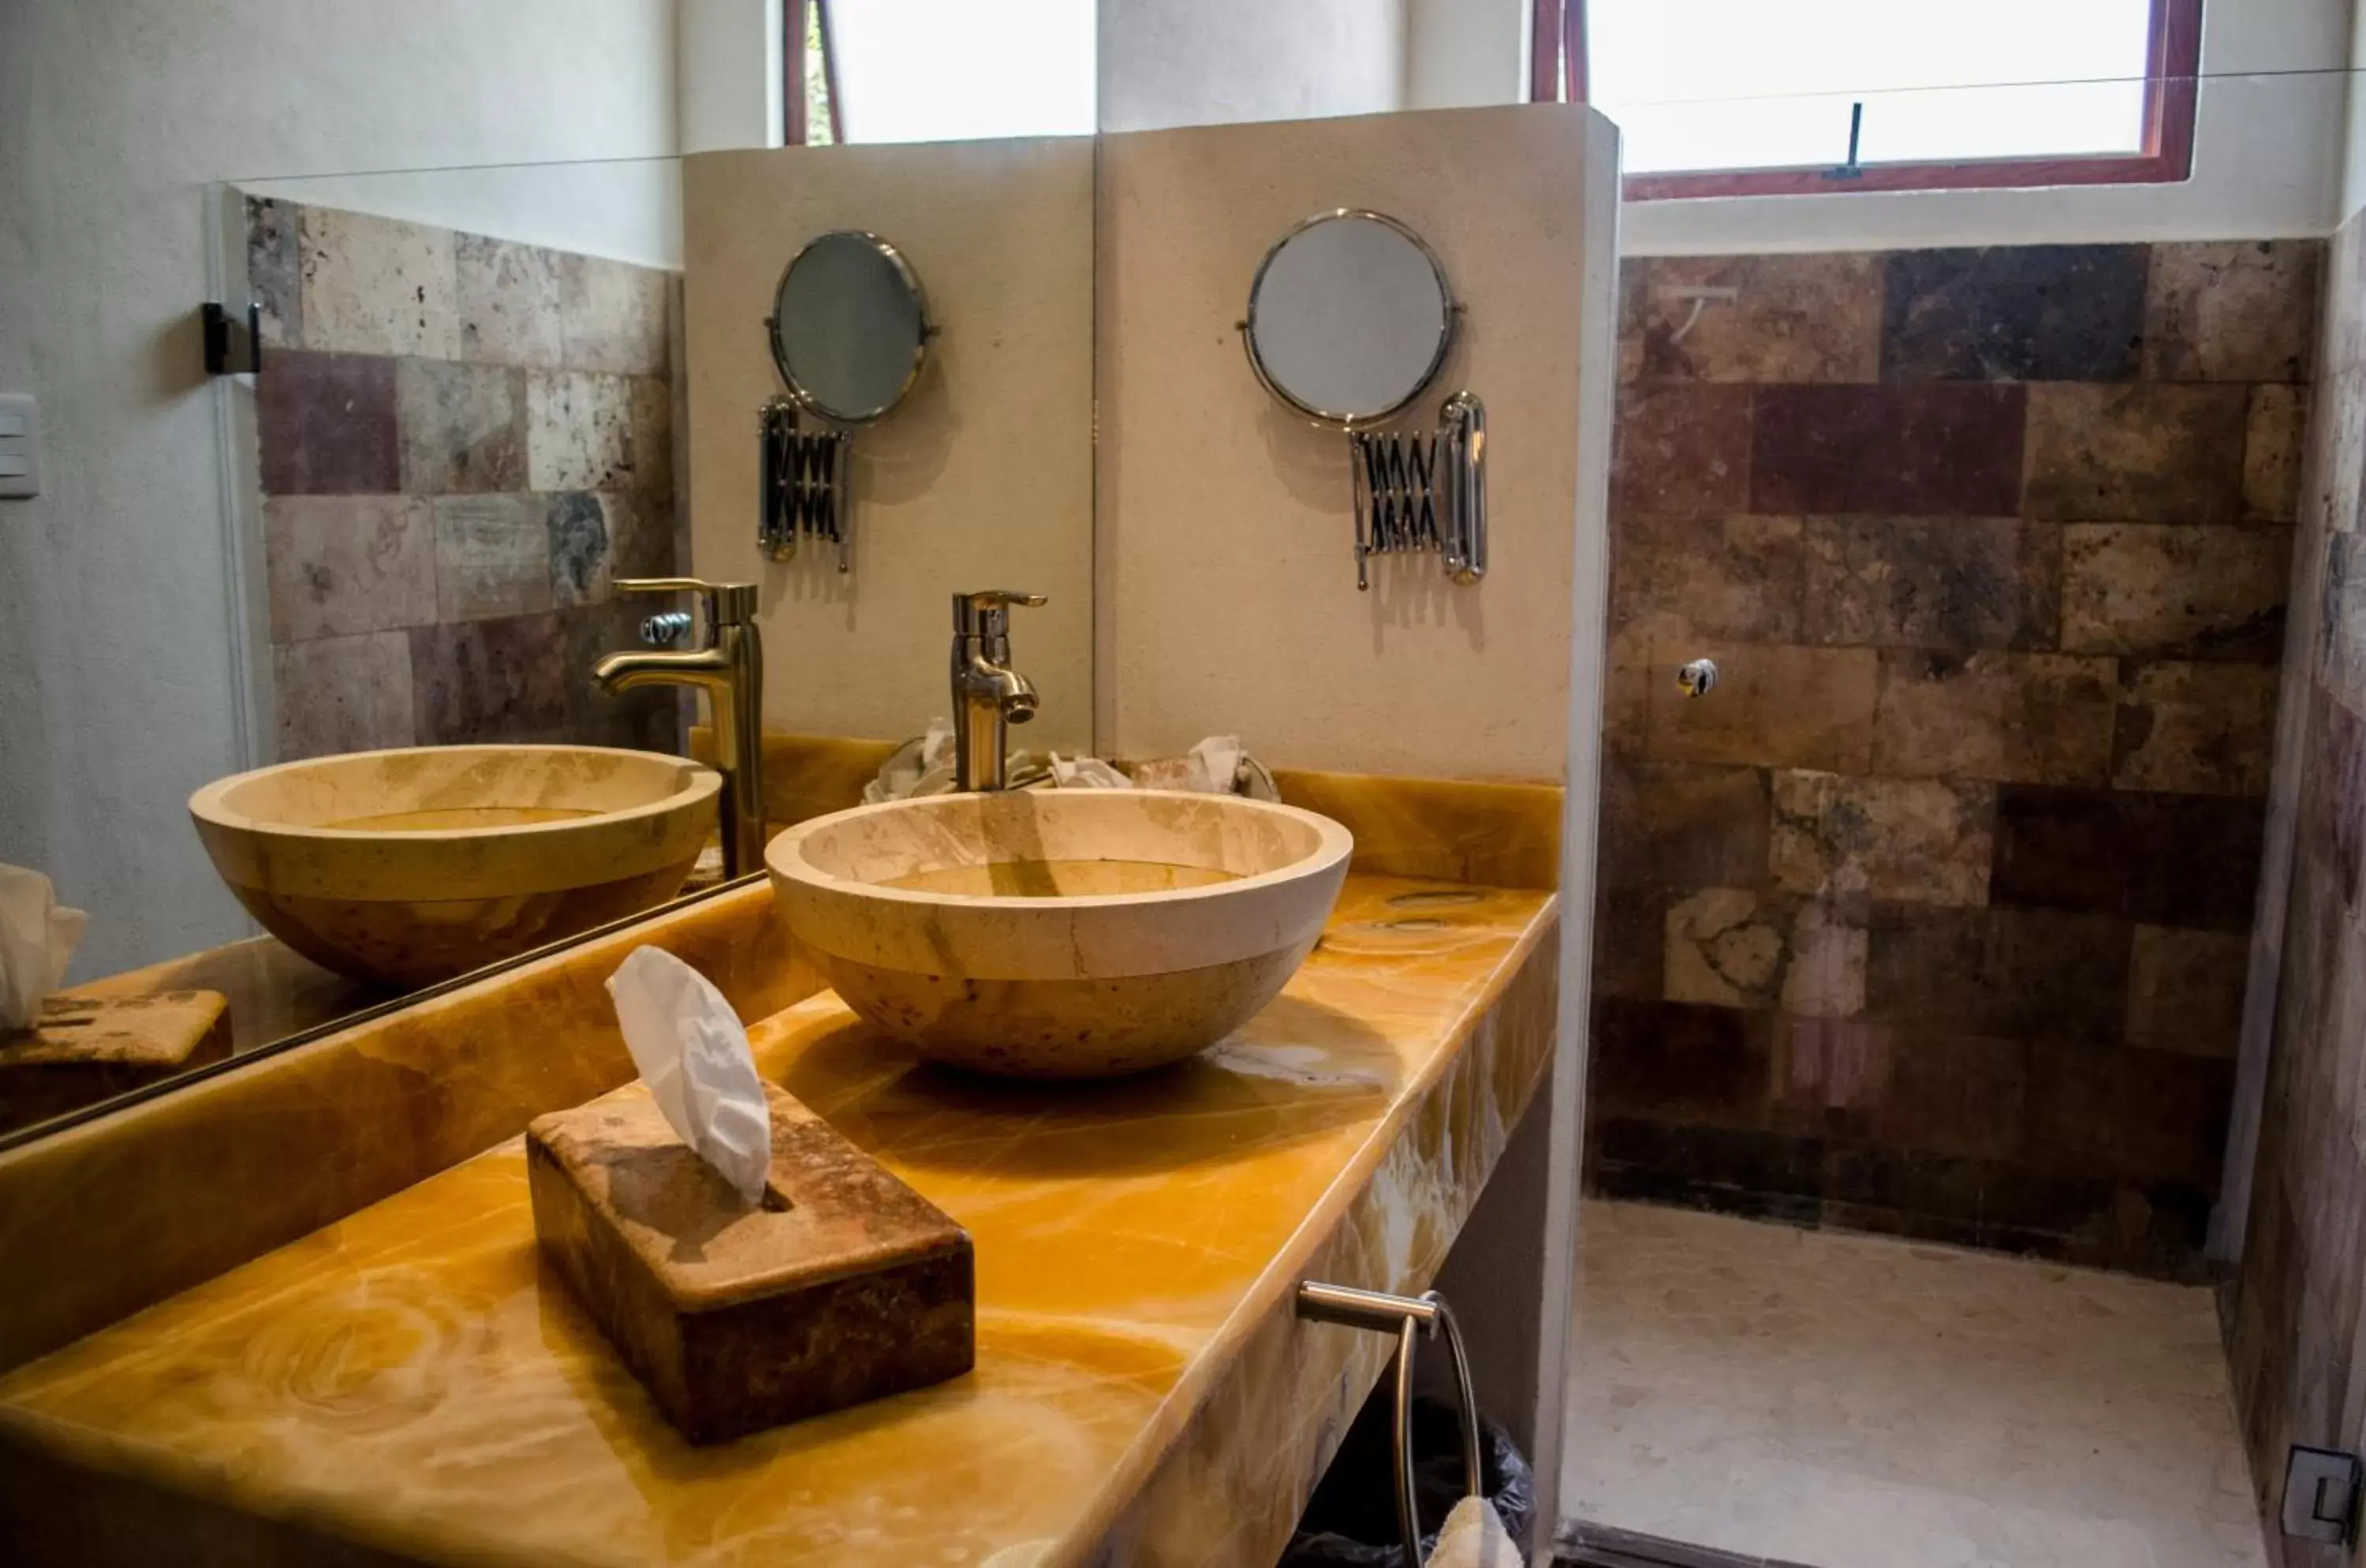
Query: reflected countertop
0 874 1559 1568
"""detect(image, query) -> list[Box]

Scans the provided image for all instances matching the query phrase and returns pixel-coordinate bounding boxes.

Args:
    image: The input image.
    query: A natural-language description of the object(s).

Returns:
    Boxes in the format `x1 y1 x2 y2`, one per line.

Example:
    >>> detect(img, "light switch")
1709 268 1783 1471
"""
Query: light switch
0 394 38 498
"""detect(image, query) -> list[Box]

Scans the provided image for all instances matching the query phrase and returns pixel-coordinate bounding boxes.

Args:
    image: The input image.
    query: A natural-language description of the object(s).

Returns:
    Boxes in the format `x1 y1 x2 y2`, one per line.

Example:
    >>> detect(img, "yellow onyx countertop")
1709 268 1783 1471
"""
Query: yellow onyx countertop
0 874 1559 1568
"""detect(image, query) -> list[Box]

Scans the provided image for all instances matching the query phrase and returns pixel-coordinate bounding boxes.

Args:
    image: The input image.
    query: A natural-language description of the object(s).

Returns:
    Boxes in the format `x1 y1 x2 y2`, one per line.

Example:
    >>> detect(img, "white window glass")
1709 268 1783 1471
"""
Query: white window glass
1587 0 2157 175
830 0 1097 144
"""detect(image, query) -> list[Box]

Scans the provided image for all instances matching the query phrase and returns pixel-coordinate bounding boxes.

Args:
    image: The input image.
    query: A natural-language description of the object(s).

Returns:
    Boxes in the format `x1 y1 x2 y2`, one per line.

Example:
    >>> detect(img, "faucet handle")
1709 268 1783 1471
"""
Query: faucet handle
952 589 1047 637
617 577 759 629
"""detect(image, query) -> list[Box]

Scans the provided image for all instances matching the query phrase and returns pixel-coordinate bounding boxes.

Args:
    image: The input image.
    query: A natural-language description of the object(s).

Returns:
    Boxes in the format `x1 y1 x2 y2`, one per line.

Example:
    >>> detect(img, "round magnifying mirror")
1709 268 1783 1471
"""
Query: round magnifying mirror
767 230 931 424
1245 210 1454 426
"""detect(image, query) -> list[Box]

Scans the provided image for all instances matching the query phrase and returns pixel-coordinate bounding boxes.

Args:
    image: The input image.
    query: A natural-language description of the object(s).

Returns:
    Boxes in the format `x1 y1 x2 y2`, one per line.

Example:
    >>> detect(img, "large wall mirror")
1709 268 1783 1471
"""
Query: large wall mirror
0 128 1095 1148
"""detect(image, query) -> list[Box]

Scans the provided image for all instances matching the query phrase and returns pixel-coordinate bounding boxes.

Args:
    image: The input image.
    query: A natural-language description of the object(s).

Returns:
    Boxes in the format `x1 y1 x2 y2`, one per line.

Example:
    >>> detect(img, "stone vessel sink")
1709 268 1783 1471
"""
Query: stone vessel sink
191 745 721 990
767 790 1353 1078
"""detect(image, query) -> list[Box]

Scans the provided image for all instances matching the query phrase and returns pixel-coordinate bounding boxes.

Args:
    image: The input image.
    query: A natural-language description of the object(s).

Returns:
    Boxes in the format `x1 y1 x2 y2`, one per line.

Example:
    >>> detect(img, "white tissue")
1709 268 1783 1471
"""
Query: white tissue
0 865 87 1031
1428 1495 1521 1568
1048 752 1133 790
1129 735 1247 794
605 946 773 1205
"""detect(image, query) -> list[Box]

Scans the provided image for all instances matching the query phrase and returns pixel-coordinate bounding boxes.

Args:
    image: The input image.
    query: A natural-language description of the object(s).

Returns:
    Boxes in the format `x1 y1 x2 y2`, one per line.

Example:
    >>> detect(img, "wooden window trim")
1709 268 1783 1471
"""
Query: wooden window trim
784 0 845 146
1532 0 2202 201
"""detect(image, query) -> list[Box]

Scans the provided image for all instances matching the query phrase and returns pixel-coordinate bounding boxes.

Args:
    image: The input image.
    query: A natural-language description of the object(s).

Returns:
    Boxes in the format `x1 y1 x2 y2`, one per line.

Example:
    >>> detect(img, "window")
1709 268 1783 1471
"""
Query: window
1532 0 2202 200
786 0 1096 147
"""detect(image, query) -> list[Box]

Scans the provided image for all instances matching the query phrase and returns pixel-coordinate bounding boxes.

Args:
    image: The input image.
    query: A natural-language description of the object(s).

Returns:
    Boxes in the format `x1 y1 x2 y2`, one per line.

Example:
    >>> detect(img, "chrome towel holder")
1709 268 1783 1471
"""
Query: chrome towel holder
1297 1280 1482 1566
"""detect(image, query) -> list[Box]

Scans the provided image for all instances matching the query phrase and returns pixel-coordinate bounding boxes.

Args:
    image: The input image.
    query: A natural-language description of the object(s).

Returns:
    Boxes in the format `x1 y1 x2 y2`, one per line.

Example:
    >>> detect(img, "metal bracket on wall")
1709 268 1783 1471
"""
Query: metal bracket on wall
202 301 263 377
2283 1445 2363 1546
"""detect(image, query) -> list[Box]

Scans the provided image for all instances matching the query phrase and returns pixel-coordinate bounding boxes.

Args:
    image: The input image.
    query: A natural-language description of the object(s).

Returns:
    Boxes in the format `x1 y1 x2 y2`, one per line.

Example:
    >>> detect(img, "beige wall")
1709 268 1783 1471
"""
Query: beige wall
681 140 1096 751
1096 105 1618 781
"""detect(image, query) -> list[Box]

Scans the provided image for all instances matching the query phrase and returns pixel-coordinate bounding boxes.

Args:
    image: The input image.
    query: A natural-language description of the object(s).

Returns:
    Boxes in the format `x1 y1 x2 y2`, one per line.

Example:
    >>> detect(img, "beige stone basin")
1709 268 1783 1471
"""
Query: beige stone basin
767 790 1354 1078
190 745 721 990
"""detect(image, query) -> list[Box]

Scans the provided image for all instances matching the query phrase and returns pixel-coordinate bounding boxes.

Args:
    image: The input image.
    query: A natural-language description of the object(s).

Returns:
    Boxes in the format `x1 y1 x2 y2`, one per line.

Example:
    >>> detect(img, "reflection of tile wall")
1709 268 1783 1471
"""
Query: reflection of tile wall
243 199 681 761
1589 239 2319 1278
2226 215 2366 1554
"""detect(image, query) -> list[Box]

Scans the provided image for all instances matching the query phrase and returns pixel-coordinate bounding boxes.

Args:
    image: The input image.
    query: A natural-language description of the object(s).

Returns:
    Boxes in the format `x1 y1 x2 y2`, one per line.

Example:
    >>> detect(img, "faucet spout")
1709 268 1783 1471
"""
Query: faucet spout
949 590 1045 792
594 580 767 880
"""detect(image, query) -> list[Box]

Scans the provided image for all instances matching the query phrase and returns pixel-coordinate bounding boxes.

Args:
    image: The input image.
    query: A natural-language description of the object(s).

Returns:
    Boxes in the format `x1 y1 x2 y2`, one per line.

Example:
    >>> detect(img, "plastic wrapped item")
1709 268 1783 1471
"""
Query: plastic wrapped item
1281 1396 1533 1568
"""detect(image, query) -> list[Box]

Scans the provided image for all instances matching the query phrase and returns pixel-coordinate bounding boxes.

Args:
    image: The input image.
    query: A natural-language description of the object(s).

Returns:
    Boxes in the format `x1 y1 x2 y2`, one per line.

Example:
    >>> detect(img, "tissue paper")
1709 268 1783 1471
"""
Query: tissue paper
606 946 773 1205
0 864 87 1032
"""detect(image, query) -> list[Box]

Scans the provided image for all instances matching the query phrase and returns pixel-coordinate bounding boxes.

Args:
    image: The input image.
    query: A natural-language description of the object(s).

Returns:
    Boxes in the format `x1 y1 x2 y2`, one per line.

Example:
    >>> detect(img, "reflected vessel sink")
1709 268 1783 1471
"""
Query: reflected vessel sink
191 745 720 989
766 790 1353 1077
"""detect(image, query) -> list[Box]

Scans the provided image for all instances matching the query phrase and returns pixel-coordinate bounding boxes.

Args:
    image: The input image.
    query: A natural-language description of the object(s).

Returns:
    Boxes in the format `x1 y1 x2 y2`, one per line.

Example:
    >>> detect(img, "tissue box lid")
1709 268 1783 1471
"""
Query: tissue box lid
527 1081 968 1312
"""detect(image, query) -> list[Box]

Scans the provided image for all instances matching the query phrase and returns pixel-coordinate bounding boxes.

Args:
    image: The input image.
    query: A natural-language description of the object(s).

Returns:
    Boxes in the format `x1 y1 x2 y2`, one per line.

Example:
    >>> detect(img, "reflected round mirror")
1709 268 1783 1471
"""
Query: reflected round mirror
1245 210 1454 426
767 230 931 424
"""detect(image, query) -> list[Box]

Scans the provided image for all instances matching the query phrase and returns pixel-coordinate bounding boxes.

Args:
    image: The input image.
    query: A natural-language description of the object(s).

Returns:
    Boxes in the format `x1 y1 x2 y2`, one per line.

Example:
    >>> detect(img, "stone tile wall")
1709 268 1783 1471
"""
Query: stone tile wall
244 199 681 760
1591 239 2320 1278
2226 214 2366 1564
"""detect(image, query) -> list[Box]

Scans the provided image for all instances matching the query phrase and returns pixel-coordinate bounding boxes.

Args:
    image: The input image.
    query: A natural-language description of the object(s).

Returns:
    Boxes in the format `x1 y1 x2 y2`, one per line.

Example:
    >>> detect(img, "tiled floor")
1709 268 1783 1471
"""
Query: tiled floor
1562 1201 2266 1568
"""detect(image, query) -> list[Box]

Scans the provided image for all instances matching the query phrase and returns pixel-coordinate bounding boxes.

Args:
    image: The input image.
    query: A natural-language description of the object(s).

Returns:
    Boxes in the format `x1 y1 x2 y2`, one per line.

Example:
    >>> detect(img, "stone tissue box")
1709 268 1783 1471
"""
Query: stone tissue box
527 1080 975 1444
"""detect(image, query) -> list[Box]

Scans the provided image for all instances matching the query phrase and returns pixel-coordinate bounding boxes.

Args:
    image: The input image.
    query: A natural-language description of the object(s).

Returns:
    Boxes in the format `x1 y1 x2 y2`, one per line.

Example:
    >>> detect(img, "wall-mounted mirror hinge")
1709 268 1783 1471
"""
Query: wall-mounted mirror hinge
2283 1445 2363 1546
202 301 263 376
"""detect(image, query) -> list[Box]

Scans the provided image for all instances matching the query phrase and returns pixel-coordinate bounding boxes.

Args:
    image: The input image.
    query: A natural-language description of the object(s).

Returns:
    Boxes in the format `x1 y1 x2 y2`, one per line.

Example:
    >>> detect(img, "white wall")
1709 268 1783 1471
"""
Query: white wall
2344 0 2366 222
1405 0 1528 110
678 0 784 155
1098 0 1409 133
1405 0 2357 252
0 0 678 979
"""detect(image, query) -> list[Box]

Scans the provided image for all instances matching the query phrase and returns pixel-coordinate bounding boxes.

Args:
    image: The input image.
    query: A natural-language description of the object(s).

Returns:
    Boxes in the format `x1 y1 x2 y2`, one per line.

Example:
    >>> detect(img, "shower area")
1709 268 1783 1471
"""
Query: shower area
1558 221 2336 1566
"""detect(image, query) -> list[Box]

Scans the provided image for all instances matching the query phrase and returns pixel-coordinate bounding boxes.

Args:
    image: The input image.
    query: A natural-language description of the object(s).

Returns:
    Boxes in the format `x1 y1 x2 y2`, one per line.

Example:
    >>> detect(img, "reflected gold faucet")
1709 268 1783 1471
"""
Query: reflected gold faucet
950 590 1044 792
595 577 767 879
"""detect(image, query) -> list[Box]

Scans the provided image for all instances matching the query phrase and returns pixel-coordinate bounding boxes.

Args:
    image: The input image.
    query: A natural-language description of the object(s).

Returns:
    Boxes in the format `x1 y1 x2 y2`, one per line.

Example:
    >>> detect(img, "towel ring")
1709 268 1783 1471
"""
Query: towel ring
1297 1281 1482 1566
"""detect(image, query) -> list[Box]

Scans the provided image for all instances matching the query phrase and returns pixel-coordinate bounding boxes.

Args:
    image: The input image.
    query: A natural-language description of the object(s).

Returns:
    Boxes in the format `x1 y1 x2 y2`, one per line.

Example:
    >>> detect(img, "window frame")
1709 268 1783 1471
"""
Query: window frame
784 0 844 146
1531 0 2203 201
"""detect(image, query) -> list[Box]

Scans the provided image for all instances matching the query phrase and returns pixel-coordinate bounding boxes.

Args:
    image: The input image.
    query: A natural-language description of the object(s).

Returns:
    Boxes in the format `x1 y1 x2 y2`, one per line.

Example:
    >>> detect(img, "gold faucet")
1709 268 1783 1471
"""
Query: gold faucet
950 590 1044 792
595 578 767 879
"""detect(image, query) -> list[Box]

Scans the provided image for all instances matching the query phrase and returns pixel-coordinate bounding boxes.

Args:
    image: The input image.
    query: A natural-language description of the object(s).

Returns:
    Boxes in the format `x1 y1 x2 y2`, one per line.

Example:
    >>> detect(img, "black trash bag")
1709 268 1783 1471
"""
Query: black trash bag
1281 1394 1533 1567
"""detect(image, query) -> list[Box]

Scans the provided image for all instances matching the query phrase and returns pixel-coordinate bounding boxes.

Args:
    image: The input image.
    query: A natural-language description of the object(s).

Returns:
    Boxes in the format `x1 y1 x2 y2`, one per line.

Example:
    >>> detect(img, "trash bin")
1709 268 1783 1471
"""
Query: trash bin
1281 1394 1534 1567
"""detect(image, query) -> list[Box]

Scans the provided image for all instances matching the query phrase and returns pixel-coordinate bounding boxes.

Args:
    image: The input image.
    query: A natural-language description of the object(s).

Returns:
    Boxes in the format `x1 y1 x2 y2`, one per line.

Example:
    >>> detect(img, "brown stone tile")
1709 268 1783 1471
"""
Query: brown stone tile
1603 623 1651 754
1591 883 1668 1002
1865 1029 2029 1162
457 234 565 369
1770 1016 1895 1126
2024 383 2251 522
1644 643 1879 771
547 492 611 609
1864 903 2134 1043
2245 384 2308 523
1588 1118 1828 1224
2113 660 2281 797
2323 534 2366 719
2144 239 2321 384
395 359 527 495
298 205 459 360
2126 925 2249 1057
601 490 676 580
1801 516 2060 651
432 495 552 622
2026 1047 2234 1189
272 631 415 761
1872 650 2118 786
1751 384 2025 516
527 371 640 492
409 611 569 744
263 495 435 644
1611 383 1752 517
558 254 670 376
256 350 397 497
244 196 302 351
1991 785 2267 931
1661 890 1864 1017
1596 756 1771 890
2061 523 2290 661
629 375 675 500
1770 770 1994 905
1881 245 2148 383
559 601 681 752
1625 254 1881 383
2306 689 2366 911
1609 514 1803 642
1589 998 1774 1128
